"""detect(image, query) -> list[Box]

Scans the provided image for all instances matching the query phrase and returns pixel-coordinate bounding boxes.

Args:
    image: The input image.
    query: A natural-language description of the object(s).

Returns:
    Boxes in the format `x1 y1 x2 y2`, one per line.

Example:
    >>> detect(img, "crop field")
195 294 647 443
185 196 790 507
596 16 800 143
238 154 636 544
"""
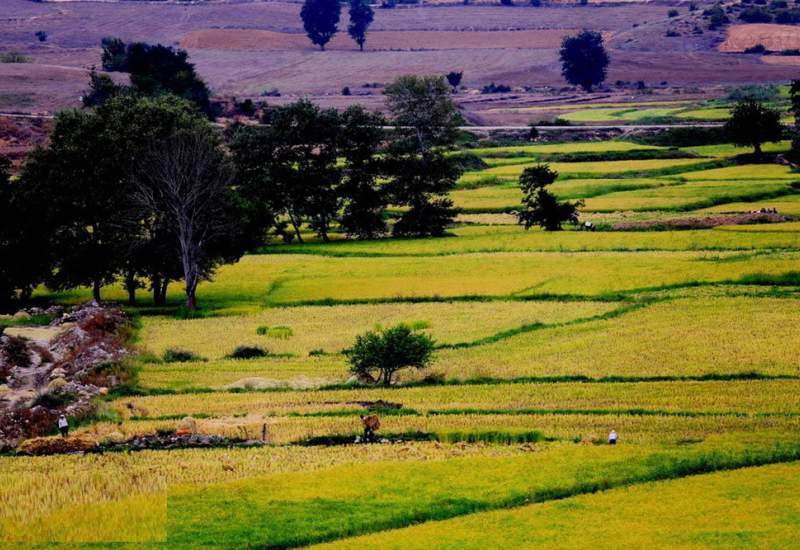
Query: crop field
11 136 800 546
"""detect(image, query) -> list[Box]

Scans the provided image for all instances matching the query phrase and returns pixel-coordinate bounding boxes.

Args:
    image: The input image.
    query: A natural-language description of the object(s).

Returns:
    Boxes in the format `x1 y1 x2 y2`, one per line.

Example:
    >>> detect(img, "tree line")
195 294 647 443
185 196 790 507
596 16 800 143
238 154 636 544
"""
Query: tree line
0 75 463 311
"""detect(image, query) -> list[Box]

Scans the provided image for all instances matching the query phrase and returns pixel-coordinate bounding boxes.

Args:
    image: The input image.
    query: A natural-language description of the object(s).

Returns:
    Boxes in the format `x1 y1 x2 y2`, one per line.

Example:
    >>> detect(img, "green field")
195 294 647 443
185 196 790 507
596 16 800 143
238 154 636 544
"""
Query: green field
9 137 800 546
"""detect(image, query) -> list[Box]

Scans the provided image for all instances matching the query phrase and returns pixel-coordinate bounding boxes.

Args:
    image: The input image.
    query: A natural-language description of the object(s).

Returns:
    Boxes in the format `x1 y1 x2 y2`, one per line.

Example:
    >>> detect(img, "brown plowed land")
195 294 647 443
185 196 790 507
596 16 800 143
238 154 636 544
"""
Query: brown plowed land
181 28 577 51
720 24 800 52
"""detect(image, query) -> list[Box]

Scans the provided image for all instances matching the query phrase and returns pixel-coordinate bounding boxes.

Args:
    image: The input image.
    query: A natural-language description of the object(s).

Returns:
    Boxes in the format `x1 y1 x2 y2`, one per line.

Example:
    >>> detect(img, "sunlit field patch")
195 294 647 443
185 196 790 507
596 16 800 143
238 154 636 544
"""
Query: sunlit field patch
139 300 618 360
681 164 799 180
582 179 796 212
315 462 800 549
434 296 800 379
467 141 663 156
482 158 711 179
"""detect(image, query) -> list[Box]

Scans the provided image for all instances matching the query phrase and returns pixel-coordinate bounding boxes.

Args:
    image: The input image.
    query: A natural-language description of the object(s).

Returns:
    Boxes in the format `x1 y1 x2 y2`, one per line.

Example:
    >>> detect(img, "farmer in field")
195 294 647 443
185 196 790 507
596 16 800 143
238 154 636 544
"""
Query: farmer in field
361 415 380 443
608 429 617 445
58 415 69 438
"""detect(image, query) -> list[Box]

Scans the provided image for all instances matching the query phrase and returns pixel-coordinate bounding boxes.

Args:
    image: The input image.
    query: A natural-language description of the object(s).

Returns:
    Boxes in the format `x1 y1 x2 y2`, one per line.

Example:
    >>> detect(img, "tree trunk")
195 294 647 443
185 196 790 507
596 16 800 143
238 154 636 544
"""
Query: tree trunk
754 142 763 157
185 292 197 311
159 279 169 306
125 272 137 306
289 213 304 243
92 280 102 303
359 41 364 52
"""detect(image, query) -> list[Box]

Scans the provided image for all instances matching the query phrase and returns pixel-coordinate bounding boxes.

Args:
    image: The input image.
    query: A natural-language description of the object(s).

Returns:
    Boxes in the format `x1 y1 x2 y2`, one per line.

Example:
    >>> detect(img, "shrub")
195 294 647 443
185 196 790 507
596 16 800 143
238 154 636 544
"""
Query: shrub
228 345 269 359
345 324 435 385
500 0 514 5
162 349 205 363
481 82 512 94
0 52 30 63
32 391 78 409
668 9 679 16
404 320 431 331
705 4 729 29
35 31 48 42
309 348 326 356
739 6 772 22
744 44 769 54
666 30 680 37
775 8 800 22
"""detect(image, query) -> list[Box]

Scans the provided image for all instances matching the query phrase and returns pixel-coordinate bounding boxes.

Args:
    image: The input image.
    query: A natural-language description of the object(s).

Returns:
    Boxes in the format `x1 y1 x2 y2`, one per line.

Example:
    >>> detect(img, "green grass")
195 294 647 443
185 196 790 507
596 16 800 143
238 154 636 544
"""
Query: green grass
317 461 800 549
165 434 800 548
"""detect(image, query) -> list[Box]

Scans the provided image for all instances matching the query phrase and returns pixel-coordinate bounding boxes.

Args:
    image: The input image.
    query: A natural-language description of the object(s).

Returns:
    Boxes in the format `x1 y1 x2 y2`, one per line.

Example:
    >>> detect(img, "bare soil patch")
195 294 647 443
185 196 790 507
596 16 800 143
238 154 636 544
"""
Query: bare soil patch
181 28 576 52
720 24 800 52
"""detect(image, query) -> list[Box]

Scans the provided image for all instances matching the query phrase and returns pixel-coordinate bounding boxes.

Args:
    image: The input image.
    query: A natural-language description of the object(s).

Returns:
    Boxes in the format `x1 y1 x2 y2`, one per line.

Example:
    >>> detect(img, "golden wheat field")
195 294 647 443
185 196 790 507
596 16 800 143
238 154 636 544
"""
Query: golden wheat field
12 135 800 547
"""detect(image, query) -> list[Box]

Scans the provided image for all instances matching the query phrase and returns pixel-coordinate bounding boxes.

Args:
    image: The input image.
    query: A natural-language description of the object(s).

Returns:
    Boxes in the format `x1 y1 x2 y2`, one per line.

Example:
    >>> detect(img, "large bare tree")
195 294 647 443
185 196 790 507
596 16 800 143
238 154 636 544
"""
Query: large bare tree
132 129 236 311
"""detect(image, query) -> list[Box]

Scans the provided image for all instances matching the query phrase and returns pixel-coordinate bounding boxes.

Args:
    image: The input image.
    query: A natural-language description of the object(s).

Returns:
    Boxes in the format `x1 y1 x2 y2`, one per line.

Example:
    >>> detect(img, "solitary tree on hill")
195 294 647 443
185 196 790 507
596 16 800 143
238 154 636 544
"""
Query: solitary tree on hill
348 0 374 51
559 30 609 92
725 99 783 157
301 0 341 51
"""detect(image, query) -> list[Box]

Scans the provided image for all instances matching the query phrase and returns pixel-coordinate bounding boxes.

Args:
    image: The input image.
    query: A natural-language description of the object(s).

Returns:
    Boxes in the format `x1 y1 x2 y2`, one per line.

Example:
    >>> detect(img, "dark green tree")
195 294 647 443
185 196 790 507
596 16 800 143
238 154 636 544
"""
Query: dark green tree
790 79 800 154
301 0 341 50
384 75 462 236
724 99 783 156
559 30 609 92
101 37 127 71
339 105 387 238
348 0 374 51
445 71 463 92
517 164 582 231
19 110 122 301
81 69 125 107
345 324 435 385
124 43 213 117
0 157 50 307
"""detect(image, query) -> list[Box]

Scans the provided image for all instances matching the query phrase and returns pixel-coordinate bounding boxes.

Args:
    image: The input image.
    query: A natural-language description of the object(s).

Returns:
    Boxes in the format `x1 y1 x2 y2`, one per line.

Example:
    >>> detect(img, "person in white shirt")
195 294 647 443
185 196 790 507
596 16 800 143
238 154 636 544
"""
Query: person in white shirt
58 415 69 438
608 430 618 445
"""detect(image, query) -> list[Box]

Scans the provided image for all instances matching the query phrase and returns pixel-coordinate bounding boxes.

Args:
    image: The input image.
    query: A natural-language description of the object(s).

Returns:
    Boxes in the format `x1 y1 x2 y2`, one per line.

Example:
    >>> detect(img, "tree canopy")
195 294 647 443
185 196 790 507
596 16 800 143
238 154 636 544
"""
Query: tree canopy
725 99 783 156
559 30 609 92
348 0 374 51
517 164 582 231
301 0 341 50
345 324 435 385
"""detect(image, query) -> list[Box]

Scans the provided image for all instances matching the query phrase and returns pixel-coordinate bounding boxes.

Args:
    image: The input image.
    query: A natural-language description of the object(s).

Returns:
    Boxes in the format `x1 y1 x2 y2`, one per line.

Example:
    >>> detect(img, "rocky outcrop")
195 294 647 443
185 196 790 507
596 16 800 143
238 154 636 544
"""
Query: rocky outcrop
0 302 131 450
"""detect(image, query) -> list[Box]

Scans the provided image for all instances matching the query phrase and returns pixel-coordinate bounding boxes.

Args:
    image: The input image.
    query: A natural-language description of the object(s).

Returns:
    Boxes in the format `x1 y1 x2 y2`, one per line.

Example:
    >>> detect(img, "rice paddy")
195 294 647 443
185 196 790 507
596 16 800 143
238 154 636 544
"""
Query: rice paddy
15 136 800 546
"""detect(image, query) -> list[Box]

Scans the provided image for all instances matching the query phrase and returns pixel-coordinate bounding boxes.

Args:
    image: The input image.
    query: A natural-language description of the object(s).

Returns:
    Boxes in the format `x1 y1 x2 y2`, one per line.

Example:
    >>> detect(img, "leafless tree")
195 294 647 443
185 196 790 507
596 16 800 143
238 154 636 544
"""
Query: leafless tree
132 129 233 311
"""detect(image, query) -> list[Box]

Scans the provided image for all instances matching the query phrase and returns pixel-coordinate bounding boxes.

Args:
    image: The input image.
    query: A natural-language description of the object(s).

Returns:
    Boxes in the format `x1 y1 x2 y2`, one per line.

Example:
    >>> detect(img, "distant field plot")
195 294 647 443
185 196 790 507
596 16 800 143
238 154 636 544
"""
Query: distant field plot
468 141 663 156
680 164 800 181
124 379 800 418
582 179 796 212
434 296 800 379
682 141 791 158
481 158 711 179
269 224 800 256
139 300 617 360
137 355 346 390
721 23 800 52
702 194 800 215
318 463 800 549
181 28 576 51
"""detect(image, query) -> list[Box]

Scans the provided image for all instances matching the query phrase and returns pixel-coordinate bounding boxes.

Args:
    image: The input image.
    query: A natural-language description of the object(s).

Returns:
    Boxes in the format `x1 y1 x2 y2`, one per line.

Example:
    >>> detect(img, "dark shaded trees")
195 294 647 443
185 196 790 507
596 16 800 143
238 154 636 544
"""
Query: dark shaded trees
95 39 213 117
517 164 582 231
348 0 374 51
445 71 463 92
724 99 783 156
338 105 387 238
559 30 609 92
232 100 340 243
17 94 211 305
132 129 246 311
101 37 127 71
384 75 463 236
301 0 341 50
345 324 435 385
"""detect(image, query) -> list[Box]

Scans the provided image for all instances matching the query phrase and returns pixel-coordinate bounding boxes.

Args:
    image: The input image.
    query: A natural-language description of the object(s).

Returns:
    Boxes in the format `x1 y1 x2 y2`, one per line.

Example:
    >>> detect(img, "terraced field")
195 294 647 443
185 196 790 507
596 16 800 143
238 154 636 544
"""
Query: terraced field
9 137 800 546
